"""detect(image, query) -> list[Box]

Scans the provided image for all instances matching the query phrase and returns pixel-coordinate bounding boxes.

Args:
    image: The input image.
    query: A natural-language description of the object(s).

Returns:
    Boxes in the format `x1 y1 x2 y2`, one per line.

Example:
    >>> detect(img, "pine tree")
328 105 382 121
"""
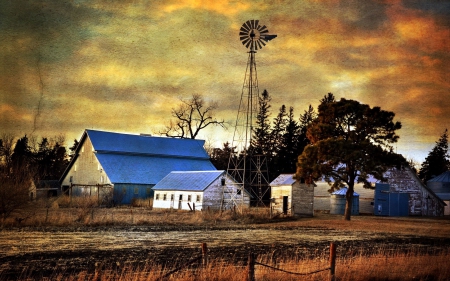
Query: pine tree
251 89 272 155
419 129 450 182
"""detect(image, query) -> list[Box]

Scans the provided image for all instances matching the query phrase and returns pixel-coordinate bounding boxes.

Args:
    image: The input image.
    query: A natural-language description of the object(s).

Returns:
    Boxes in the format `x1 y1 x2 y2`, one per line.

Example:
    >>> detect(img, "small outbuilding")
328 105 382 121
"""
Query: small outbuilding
152 170 251 211
330 188 359 216
426 170 450 215
269 174 314 217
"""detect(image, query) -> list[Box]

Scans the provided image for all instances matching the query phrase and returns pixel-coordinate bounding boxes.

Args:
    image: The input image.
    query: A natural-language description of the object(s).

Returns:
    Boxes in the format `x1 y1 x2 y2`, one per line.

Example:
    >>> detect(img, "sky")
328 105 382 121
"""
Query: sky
1 0 449 165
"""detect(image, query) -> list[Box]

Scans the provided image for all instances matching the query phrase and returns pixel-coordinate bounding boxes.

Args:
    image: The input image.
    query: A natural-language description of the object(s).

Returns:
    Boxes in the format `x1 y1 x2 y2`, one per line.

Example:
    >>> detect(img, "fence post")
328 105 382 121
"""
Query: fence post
329 242 336 281
247 252 255 281
202 243 208 267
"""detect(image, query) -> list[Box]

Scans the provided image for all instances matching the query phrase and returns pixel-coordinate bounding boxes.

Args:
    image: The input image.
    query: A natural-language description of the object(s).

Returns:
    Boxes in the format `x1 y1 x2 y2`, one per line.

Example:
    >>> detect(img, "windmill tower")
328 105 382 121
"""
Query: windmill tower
222 20 277 210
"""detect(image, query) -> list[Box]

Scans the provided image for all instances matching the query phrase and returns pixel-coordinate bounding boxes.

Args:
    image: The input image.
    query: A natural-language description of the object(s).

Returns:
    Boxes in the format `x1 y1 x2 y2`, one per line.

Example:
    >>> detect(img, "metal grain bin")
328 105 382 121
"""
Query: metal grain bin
330 188 359 215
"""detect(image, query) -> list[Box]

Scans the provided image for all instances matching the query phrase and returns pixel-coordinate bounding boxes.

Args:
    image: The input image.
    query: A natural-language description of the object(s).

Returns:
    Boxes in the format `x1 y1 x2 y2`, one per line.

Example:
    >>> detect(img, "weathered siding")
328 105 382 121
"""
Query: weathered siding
292 182 314 216
384 168 444 216
271 182 314 216
61 137 110 187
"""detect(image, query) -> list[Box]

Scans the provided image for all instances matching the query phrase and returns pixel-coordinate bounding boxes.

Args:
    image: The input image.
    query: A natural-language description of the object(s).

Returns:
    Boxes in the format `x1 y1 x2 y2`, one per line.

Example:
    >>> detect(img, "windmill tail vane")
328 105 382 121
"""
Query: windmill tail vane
239 19 277 50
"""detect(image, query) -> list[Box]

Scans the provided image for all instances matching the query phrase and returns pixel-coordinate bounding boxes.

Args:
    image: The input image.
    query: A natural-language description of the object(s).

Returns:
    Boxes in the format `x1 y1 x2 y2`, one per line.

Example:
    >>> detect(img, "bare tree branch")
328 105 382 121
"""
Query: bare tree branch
159 94 226 139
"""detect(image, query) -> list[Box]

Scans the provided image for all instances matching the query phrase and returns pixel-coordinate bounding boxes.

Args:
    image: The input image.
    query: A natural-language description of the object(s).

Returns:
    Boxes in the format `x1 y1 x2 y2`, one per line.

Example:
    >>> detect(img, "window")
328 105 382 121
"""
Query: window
170 194 174 201
179 194 183 201
163 194 167 200
196 195 201 202
134 188 139 195
69 176 73 183
100 176 104 183
155 193 160 200
237 189 242 195
188 195 191 202
122 188 126 194
146 188 152 195
74 164 77 172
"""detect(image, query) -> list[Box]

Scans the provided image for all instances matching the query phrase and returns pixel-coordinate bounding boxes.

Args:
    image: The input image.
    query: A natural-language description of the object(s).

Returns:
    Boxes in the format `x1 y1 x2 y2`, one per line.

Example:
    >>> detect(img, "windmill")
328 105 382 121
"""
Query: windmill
222 20 277 210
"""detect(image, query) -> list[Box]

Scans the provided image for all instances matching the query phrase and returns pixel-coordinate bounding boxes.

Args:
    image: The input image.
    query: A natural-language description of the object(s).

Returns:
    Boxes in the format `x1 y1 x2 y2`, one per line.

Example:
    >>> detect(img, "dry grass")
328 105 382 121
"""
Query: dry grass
14 249 450 281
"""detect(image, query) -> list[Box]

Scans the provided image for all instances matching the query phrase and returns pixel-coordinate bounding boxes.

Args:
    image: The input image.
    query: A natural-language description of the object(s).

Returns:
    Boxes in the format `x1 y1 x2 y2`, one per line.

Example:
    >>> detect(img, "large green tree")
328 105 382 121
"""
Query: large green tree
419 129 450 182
295 95 404 220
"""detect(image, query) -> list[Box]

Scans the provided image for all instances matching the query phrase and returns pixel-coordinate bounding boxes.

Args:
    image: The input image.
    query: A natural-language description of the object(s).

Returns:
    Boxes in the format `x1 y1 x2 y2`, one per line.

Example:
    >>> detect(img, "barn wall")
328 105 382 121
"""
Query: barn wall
385 168 444 216
218 176 251 210
153 191 203 210
292 182 314 216
271 185 292 215
113 184 153 205
61 136 110 187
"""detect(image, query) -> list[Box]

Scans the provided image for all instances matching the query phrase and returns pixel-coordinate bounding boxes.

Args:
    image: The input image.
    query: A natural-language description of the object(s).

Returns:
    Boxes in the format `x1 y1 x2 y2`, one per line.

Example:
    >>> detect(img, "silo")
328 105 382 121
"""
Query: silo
330 188 359 215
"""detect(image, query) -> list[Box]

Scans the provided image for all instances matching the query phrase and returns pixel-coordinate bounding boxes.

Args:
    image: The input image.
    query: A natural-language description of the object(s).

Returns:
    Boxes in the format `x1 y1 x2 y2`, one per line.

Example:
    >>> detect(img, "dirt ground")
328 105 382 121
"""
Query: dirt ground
1 212 450 279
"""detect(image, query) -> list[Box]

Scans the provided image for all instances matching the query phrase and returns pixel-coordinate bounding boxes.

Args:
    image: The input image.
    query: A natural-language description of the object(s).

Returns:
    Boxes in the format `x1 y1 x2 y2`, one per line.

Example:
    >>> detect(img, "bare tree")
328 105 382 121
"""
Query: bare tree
160 94 226 139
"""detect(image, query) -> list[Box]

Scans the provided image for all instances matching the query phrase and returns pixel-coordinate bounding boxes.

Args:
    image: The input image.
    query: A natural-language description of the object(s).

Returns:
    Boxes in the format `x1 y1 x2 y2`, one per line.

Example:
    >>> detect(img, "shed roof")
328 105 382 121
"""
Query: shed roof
270 174 296 186
428 170 450 183
331 188 359 196
152 170 225 191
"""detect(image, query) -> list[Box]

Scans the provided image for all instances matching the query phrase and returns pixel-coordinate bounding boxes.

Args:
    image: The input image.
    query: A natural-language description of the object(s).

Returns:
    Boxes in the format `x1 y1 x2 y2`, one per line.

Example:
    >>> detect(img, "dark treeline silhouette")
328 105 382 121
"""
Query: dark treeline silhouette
210 89 317 182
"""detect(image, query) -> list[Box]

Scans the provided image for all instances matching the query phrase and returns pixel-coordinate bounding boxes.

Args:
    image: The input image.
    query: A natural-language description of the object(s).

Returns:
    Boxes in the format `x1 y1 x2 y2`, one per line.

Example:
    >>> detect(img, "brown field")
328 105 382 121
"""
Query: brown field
1 202 450 280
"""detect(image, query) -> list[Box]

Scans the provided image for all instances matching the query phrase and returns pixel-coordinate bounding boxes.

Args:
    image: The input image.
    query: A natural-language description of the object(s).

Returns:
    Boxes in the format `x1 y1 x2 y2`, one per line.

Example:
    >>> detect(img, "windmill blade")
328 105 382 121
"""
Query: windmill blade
254 20 259 29
239 32 248 36
244 20 252 31
240 25 250 33
245 39 252 48
258 26 269 33
259 39 266 47
256 40 263 50
242 38 251 46
250 20 255 29
240 36 249 41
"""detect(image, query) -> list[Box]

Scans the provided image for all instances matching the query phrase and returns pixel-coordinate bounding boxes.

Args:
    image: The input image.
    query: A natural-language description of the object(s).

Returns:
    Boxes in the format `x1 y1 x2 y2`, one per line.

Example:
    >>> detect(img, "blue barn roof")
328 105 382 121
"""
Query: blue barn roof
60 130 216 185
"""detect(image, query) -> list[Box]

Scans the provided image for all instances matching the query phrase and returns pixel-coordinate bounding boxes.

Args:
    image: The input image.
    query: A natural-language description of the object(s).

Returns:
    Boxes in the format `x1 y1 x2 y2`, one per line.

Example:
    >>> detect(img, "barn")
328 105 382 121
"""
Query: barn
269 174 314 217
426 170 450 215
152 170 251 210
377 167 445 216
59 130 216 205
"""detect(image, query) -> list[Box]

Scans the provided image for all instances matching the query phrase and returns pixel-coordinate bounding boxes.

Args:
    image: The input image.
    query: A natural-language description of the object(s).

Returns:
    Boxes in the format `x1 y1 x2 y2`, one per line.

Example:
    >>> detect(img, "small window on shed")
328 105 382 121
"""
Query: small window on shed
170 194 174 201
134 188 139 195
196 195 201 202
155 193 160 200
237 189 242 195
163 194 167 200
179 194 183 201
122 187 126 194
146 187 152 195
100 176 104 183
188 195 191 202
69 176 73 183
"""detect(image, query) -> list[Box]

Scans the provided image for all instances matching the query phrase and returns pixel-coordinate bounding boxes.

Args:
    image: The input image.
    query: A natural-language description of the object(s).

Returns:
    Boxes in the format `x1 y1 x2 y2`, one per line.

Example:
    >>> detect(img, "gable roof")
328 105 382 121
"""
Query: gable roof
60 130 216 185
152 170 225 191
87 130 210 159
270 174 296 186
428 170 450 183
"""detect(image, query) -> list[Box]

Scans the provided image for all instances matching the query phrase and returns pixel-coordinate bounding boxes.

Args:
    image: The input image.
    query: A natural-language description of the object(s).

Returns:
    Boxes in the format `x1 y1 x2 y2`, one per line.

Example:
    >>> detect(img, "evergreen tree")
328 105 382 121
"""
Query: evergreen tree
251 89 272 155
278 106 301 174
419 129 450 182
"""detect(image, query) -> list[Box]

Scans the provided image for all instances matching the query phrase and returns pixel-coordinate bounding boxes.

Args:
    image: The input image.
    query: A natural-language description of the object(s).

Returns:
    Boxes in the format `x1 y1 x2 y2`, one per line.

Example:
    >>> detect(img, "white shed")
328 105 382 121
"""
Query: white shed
270 174 314 217
152 170 251 211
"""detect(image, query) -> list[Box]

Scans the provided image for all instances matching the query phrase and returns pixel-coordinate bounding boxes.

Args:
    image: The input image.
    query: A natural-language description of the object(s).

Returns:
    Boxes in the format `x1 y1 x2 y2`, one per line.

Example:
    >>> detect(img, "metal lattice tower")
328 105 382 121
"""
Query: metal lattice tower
222 20 276 210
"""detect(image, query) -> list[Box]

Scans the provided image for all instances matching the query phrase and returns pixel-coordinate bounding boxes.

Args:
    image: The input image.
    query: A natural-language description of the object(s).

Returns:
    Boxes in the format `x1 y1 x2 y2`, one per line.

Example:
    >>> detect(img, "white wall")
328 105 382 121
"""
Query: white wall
153 191 203 210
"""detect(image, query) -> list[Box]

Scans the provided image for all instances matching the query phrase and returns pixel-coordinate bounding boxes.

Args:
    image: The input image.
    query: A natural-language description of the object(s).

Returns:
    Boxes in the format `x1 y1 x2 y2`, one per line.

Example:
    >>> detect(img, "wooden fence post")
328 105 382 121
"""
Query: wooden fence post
202 243 208 267
329 242 336 281
247 252 255 281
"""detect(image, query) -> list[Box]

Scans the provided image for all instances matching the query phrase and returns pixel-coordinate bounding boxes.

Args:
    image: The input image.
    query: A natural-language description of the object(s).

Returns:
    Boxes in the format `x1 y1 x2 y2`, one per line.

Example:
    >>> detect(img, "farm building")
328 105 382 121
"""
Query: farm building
314 181 374 215
427 170 450 215
330 188 359 216
59 130 216 205
377 167 445 216
269 174 314 217
152 170 251 211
